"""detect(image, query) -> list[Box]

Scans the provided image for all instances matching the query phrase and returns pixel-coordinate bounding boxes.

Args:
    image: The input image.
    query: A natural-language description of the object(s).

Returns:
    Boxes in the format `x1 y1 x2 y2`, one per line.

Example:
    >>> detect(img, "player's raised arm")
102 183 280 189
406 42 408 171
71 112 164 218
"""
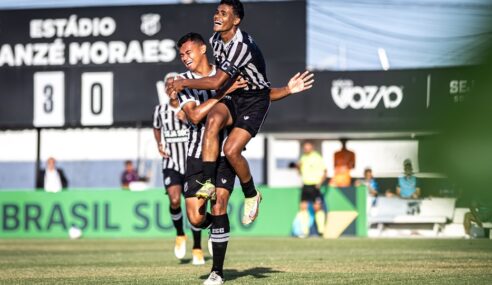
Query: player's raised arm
269 71 314 102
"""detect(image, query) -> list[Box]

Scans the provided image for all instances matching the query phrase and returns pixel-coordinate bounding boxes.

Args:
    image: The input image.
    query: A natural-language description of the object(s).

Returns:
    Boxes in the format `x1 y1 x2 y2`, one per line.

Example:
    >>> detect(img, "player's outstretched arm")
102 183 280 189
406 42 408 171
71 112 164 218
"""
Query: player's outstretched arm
269 71 314 102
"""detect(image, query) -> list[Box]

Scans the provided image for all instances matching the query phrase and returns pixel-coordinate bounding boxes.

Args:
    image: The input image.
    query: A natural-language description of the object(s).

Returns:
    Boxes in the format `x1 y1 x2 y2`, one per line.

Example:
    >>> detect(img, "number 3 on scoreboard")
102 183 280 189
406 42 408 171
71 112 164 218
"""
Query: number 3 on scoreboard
81 72 114 126
33 72 65 127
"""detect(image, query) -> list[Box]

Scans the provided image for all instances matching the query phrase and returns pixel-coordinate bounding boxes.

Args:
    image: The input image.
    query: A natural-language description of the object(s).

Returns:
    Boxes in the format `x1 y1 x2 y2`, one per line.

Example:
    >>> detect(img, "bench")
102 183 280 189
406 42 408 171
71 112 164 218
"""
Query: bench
369 197 455 237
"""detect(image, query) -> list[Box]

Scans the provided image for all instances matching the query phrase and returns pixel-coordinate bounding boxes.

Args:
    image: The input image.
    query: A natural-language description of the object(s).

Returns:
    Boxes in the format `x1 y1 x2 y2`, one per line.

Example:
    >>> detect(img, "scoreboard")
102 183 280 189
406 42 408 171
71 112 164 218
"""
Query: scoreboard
0 2 307 129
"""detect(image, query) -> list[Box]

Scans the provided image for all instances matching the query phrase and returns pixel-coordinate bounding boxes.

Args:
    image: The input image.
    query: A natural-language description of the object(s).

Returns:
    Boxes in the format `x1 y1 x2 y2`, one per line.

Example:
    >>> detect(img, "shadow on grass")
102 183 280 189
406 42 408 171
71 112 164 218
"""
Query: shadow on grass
179 256 212 265
200 267 284 281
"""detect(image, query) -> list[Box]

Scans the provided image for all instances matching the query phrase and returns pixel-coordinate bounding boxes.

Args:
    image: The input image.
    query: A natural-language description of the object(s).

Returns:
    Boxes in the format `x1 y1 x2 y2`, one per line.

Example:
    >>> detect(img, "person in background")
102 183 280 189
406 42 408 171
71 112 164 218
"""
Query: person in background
329 138 355 188
463 201 492 238
296 140 327 235
356 167 379 197
121 160 139 189
396 159 421 199
36 157 68 192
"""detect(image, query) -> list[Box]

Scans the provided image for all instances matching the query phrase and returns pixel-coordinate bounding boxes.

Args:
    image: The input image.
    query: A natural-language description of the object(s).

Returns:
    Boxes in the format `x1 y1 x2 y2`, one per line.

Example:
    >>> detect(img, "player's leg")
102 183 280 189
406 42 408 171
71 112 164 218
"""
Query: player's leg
164 170 187 259
224 90 270 224
204 158 234 285
198 102 234 200
223 127 261 224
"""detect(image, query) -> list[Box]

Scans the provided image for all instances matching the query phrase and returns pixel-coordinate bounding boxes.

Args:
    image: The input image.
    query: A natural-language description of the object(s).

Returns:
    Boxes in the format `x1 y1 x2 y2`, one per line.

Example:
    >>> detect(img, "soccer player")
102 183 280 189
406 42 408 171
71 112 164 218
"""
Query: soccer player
169 0 313 226
153 74 206 265
170 32 313 285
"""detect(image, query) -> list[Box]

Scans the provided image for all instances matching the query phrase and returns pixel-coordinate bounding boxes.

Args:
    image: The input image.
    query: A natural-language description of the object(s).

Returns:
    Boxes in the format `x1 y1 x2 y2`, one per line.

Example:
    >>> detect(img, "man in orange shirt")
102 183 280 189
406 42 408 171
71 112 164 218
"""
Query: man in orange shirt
330 138 355 188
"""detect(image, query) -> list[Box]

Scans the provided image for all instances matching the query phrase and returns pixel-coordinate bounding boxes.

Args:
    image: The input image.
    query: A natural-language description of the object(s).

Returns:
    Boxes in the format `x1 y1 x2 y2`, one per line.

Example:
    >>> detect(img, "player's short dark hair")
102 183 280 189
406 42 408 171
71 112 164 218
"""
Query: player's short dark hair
177 32 206 49
220 0 244 20
124 160 133 166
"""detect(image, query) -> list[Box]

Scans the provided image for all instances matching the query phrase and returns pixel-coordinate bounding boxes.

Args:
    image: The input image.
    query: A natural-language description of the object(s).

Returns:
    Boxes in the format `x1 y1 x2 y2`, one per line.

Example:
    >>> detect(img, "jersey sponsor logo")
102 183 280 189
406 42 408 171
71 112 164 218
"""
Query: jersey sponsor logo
163 129 189 143
140 14 161 36
212 228 225 234
164 176 171 186
331 80 403 109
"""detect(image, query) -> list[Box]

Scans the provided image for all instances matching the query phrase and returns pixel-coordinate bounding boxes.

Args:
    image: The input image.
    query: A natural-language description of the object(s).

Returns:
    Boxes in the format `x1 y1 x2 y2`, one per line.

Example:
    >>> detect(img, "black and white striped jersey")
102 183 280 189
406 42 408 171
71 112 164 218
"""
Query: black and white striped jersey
210 28 270 91
153 104 189 175
177 66 229 159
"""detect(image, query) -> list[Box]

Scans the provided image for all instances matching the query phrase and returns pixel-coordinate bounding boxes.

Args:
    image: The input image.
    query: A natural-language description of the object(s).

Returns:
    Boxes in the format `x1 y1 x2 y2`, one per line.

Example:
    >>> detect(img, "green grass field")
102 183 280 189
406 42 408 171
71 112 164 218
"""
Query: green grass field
1 238 492 284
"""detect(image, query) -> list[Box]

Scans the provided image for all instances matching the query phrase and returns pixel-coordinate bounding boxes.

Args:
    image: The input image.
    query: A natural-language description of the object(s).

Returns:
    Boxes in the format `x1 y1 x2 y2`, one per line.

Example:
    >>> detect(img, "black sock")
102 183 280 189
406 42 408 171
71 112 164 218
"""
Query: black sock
211 214 230 277
198 213 213 230
203 161 217 184
170 206 185 236
191 225 202 249
241 178 257 198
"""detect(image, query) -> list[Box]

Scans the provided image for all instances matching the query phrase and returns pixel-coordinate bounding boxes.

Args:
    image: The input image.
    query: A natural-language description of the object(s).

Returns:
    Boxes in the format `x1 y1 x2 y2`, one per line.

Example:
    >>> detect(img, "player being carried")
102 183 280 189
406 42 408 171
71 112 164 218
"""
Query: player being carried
169 0 314 226
152 73 207 265
168 31 313 285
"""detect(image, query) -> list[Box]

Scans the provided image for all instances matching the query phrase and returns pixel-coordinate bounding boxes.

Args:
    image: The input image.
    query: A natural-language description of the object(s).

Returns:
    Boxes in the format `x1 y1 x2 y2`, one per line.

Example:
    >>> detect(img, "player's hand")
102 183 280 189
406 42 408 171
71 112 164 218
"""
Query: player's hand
158 144 169 158
176 110 187 123
287 71 314 94
170 78 185 94
226 76 248 95
165 77 178 100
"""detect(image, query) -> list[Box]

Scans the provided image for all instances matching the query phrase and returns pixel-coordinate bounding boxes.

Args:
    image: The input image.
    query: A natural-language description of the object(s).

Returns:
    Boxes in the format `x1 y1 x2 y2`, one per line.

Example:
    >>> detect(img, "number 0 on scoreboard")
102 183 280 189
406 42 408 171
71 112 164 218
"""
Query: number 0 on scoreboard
81 72 114 126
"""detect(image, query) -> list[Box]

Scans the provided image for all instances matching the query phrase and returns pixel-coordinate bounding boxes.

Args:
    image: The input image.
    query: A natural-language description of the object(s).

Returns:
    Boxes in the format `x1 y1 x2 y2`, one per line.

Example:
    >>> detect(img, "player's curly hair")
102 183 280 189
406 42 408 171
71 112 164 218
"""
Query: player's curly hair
220 0 244 20
177 32 206 49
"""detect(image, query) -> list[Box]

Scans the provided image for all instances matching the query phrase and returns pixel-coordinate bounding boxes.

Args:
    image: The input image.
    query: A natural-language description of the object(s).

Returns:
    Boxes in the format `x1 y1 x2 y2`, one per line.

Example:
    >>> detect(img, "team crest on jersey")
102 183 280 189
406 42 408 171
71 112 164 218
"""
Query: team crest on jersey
140 14 161 36
164 177 171 186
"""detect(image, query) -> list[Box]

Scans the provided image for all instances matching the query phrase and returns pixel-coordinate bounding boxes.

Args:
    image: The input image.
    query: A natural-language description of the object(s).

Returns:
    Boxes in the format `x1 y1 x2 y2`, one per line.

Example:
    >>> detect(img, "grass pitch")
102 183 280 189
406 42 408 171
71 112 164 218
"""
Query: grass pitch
1 238 491 284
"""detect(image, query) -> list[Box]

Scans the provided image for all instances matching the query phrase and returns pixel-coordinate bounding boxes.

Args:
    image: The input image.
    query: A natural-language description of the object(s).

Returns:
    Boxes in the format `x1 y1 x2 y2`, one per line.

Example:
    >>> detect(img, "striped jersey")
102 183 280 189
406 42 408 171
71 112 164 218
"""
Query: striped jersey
177 66 229 159
153 104 189 174
210 28 270 91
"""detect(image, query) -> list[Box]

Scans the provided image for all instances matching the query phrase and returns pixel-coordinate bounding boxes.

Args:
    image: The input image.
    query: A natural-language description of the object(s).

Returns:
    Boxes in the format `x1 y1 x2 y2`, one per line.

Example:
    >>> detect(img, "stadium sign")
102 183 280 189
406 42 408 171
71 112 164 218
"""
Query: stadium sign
331 79 403 109
0 2 306 129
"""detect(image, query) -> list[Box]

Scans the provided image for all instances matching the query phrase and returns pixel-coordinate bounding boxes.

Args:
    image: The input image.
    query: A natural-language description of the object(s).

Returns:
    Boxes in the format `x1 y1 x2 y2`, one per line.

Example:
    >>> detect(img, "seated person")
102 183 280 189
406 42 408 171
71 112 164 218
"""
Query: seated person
356 167 379 197
396 159 421 199
464 201 492 238
121 160 139 189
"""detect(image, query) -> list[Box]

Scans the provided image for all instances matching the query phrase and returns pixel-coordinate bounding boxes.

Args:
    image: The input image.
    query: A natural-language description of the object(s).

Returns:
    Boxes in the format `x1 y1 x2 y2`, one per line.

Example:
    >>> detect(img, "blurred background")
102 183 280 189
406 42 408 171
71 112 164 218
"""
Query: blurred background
0 0 491 239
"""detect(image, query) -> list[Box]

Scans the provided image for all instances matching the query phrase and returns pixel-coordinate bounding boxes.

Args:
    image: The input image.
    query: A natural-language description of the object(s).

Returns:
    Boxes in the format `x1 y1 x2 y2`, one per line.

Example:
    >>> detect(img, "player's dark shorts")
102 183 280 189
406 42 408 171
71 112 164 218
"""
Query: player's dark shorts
183 156 236 198
301 185 323 203
162 169 185 194
223 88 271 137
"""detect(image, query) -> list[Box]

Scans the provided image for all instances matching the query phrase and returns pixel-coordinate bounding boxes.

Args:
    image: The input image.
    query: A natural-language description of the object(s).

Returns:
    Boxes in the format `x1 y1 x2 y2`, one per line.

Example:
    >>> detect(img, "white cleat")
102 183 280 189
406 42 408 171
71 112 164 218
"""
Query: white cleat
174 235 186 260
242 190 262 225
192 249 205 265
203 271 224 285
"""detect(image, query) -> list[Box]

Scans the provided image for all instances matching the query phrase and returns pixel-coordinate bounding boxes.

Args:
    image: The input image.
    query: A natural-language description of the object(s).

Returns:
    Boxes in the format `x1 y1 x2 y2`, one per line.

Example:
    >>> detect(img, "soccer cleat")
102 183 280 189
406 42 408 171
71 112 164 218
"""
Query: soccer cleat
203 271 224 285
192 249 205 265
242 190 262 225
195 179 216 200
174 235 187 260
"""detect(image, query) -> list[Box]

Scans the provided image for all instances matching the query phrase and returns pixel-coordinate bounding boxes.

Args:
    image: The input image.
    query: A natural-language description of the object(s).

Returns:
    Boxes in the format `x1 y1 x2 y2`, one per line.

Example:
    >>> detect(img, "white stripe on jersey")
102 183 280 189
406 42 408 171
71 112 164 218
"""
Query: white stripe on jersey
153 104 188 174
177 67 230 159
210 28 270 91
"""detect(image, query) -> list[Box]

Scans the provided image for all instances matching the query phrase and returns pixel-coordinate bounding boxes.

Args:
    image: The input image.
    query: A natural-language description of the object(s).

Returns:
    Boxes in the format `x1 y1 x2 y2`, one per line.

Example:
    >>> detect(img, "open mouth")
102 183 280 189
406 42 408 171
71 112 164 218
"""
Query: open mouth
185 60 193 67
214 21 223 26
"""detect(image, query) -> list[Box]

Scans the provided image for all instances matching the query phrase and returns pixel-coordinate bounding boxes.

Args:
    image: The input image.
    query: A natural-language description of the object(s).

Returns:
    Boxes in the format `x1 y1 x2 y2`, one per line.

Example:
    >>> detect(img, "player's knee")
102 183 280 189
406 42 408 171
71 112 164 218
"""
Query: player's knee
170 197 180 208
205 113 223 132
188 214 204 228
223 143 240 160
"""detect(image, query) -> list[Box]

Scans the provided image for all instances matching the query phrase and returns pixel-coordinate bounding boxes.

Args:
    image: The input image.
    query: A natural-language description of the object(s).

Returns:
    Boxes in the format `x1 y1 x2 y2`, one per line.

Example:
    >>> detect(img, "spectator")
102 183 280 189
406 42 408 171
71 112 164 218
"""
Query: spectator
356 167 379 197
464 201 492 238
296 140 327 235
36 157 68 192
121 160 139 189
396 159 421 199
329 138 355 188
